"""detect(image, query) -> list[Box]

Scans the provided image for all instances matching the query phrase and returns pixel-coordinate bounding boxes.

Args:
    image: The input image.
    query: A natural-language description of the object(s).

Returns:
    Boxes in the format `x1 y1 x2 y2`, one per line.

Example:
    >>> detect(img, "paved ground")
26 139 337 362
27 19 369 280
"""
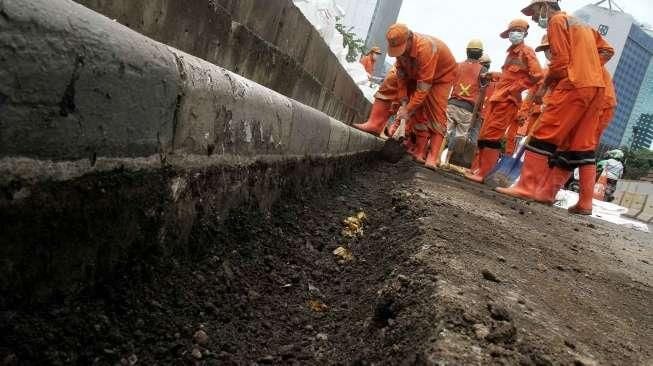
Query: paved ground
2 158 652 365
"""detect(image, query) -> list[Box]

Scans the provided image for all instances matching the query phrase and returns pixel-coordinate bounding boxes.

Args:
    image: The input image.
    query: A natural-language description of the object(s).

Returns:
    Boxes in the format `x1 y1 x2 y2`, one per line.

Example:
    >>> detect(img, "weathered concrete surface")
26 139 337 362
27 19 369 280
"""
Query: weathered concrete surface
0 0 177 161
73 0 372 124
0 0 383 171
0 0 384 304
170 48 295 157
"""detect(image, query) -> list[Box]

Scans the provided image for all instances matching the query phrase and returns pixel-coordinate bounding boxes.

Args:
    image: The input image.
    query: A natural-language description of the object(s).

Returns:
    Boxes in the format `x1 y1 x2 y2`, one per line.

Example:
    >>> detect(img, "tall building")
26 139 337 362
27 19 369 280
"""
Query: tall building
574 3 653 148
631 114 653 150
620 58 653 147
366 0 404 76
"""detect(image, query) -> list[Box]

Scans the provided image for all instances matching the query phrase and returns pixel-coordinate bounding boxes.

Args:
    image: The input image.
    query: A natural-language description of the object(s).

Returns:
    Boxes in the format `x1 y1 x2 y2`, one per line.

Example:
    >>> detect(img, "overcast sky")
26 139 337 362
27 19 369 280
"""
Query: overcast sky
395 0 653 69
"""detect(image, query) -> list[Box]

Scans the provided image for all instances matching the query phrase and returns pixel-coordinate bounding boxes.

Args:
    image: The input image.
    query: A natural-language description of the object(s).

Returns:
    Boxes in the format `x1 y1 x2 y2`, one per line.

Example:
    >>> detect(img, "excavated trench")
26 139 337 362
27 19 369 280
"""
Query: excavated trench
1 158 652 365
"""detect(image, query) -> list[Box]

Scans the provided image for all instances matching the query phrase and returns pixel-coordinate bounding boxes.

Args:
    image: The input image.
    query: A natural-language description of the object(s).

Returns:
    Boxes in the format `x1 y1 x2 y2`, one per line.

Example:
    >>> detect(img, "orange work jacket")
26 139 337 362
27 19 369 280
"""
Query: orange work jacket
395 33 457 114
490 42 543 105
546 12 614 89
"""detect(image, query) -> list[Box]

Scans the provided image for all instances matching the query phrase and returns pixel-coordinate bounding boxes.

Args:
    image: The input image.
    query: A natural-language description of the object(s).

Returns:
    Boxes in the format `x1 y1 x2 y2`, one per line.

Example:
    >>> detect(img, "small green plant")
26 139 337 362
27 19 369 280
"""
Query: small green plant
335 17 366 62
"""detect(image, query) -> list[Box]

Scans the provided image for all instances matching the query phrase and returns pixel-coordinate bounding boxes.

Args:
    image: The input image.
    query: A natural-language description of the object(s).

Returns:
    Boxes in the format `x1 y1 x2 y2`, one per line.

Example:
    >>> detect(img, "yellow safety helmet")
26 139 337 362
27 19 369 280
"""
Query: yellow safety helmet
467 39 484 50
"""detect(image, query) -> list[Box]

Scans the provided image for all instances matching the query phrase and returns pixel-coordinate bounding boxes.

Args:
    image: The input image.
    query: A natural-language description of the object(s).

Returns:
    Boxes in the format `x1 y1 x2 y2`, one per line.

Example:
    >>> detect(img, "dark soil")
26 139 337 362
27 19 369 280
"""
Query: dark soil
2 159 652 365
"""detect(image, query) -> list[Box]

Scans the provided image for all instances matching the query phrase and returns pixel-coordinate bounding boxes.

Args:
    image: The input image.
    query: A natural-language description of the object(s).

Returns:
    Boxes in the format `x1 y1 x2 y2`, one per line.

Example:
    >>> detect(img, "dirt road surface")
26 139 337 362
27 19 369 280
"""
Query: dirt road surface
2 159 652 365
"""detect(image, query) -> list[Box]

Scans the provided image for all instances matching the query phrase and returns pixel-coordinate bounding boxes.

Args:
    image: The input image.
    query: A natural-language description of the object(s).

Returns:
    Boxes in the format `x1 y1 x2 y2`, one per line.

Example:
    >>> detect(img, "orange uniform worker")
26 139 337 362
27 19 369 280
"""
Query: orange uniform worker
469 54 496 173
465 19 543 183
360 46 382 76
442 39 488 168
385 24 458 169
506 36 551 155
479 59 499 124
353 67 399 137
498 0 614 216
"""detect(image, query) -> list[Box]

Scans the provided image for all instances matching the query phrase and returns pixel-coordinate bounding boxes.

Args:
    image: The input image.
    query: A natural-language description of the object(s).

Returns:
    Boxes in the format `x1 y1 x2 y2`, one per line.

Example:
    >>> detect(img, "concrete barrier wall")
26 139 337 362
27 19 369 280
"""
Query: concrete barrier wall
73 0 372 125
614 181 653 223
0 0 382 169
0 0 383 304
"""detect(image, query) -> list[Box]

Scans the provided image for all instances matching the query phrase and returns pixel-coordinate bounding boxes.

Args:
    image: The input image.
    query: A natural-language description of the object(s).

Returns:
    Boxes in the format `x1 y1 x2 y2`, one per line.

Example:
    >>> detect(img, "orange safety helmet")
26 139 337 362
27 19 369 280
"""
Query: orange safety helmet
386 23 411 57
500 19 530 38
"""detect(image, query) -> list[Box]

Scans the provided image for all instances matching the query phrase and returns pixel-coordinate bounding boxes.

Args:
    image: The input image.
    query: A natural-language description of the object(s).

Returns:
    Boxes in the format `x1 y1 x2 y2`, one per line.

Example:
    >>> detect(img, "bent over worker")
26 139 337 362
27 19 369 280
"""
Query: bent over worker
497 0 614 216
441 39 488 168
465 19 543 183
385 23 458 169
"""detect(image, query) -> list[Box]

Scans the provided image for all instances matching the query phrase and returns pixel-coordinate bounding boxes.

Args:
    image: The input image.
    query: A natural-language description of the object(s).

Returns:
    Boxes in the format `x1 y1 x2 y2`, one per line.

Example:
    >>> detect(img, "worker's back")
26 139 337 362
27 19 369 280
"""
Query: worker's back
548 12 612 89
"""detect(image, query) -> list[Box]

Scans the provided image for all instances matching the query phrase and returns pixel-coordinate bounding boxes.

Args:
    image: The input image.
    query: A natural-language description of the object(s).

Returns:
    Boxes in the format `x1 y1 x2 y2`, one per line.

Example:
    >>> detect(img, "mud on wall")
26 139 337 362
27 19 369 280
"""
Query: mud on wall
74 0 371 124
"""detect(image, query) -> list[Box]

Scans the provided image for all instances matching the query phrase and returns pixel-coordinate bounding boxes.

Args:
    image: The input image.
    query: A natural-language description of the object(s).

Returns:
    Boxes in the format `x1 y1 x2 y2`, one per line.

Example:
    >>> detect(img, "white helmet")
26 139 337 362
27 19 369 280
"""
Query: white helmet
606 149 624 160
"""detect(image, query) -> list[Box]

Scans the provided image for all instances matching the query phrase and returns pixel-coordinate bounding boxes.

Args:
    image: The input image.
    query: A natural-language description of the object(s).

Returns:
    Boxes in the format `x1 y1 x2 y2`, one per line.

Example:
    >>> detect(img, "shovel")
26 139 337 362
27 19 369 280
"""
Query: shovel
484 116 543 189
484 144 527 188
380 118 408 163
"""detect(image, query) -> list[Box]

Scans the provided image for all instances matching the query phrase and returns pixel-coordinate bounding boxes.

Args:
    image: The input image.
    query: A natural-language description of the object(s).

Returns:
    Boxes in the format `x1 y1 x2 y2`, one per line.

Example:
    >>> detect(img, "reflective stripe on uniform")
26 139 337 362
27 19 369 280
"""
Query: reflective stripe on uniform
504 57 527 70
413 123 429 131
458 83 472 96
417 81 432 91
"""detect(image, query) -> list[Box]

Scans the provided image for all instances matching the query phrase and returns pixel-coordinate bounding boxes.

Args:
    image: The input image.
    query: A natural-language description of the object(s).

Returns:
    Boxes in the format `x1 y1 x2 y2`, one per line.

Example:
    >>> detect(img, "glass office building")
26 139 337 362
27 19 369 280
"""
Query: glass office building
620 56 653 148
631 114 653 150
575 5 653 149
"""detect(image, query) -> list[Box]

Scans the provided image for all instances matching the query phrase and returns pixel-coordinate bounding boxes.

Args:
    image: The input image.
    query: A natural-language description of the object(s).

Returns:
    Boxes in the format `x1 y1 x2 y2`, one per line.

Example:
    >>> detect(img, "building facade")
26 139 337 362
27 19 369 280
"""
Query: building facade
620 57 653 148
632 114 653 150
574 4 653 148
365 0 403 76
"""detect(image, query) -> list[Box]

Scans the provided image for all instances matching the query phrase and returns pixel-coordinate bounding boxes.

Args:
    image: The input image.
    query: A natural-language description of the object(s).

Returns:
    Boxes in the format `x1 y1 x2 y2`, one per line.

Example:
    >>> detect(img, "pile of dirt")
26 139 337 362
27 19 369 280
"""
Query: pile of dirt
1 159 651 365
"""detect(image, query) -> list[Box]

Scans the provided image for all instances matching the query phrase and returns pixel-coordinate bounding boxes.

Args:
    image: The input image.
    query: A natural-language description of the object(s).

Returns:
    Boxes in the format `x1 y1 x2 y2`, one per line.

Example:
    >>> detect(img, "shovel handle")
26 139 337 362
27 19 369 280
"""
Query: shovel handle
392 118 407 140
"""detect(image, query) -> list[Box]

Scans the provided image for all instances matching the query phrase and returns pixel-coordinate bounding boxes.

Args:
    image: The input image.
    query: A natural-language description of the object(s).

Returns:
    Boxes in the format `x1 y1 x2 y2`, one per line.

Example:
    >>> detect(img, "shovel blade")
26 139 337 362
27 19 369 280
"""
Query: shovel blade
485 149 526 188
381 138 406 163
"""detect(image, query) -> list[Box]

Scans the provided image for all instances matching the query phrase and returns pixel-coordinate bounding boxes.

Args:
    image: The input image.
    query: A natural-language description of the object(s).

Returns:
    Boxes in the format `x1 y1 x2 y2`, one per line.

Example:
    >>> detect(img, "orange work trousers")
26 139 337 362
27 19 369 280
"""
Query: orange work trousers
407 82 453 138
375 69 399 101
478 100 519 142
534 87 604 152
505 118 521 155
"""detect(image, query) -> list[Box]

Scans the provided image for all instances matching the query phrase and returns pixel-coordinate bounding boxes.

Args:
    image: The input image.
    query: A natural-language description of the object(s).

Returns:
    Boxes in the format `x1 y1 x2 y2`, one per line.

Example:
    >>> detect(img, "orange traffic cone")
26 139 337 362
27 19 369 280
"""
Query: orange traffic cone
593 169 608 201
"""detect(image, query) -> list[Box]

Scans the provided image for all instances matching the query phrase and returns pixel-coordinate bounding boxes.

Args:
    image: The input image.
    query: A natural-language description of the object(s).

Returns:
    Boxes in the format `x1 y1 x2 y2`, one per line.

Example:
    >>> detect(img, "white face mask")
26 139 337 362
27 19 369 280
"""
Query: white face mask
509 31 525 45
538 5 549 29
